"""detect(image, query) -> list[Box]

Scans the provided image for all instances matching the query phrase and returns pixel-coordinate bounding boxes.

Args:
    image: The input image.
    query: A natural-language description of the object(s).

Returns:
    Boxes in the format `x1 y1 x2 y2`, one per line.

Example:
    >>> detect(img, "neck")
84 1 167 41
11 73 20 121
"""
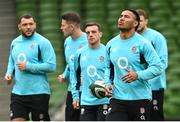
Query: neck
138 26 147 34
71 28 83 39
120 29 136 39
89 41 101 49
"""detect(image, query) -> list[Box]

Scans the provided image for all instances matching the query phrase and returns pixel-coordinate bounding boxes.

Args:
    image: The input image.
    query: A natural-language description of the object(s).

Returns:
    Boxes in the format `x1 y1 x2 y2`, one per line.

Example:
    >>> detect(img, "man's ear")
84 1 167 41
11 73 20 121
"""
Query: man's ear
134 21 138 27
70 24 75 30
18 24 21 31
99 32 103 38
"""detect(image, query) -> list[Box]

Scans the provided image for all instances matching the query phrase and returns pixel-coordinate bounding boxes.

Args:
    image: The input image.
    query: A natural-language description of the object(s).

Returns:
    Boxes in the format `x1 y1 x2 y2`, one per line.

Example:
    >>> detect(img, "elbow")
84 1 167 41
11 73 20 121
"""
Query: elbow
51 64 56 72
47 64 56 72
155 64 163 76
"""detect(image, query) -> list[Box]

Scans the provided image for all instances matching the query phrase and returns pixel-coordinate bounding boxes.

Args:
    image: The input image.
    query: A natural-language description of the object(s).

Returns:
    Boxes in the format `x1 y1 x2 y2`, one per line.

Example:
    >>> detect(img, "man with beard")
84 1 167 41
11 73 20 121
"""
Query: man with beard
4 14 56 121
104 9 162 121
136 9 168 121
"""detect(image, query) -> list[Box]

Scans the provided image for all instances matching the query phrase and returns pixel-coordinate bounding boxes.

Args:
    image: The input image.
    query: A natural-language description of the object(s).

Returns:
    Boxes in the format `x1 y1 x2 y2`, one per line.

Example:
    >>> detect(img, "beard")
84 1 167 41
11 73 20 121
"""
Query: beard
118 26 131 32
22 30 35 38
137 26 144 33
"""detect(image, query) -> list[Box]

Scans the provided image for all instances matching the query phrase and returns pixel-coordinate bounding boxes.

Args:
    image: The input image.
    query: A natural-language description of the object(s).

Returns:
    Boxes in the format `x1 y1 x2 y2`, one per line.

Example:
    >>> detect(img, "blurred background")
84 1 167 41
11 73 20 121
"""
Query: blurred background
0 0 180 120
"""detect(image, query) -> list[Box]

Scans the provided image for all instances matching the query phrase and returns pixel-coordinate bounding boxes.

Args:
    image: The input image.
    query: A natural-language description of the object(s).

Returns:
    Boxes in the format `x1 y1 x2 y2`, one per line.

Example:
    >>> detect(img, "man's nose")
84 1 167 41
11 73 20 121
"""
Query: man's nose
27 24 31 28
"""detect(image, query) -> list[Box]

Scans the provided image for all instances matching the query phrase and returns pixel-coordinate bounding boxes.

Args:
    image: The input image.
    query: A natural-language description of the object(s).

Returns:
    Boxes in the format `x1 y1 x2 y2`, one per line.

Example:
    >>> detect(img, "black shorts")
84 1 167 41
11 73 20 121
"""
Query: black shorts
106 98 151 121
65 91 81 121
10 93 50 121
150 88 164 120
80 104 109 121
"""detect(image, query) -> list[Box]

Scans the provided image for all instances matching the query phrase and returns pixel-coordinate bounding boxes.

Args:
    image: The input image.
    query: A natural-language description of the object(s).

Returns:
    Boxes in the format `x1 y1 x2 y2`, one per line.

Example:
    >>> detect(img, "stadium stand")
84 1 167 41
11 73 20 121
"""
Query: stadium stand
38 0 66 116
0 0 16 120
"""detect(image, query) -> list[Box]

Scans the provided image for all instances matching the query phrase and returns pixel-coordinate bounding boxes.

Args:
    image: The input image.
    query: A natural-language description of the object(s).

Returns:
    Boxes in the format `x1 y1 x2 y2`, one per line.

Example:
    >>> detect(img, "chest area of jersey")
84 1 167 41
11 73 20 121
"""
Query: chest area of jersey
65 43 84 62
80 51 105 71
12 42 39 62
109 44 140 65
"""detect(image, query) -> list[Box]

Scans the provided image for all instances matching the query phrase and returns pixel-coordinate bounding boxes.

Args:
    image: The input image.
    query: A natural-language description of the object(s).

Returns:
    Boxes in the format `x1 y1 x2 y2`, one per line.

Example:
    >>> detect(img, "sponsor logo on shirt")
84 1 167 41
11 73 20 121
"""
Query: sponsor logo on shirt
79 45 83 49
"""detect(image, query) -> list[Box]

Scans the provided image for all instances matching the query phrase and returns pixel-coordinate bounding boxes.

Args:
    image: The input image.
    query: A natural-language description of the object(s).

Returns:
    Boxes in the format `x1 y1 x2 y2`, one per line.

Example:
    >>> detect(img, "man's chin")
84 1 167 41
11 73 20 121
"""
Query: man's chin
22 32 34 38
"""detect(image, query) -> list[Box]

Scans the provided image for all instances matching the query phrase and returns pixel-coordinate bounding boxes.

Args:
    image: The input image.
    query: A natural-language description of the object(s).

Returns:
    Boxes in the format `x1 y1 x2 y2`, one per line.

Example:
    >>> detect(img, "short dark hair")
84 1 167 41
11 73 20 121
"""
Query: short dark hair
124 9 140 30
18 14 36 24
136 9 147 19
61 12 81 26
85 22 101 31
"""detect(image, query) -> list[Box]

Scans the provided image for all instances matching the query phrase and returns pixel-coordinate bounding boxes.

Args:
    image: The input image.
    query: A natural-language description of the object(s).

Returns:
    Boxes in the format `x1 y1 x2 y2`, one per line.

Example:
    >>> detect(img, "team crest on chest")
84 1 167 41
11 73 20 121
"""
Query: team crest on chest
132 46 136 53
100 56 104 62
30 43 35 49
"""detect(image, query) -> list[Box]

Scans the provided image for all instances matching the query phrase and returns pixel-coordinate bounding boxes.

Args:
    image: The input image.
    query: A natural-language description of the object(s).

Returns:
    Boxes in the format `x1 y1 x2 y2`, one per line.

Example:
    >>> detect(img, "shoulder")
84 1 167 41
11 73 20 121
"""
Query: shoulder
77 45 88 54
133 33 152 48
64 36 73 47
34 33 51 43
106 35 119 47
147 28 166 39
78 32 88 43
81 32 87 39
65 36 71 43
33 33 53 49
11 35 22 44
74 45 88 60
100 43 106 50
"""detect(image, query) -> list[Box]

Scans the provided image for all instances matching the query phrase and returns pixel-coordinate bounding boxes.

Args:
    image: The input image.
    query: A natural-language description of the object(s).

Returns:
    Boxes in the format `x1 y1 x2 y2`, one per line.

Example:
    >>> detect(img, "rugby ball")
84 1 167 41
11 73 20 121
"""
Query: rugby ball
89 80 106 99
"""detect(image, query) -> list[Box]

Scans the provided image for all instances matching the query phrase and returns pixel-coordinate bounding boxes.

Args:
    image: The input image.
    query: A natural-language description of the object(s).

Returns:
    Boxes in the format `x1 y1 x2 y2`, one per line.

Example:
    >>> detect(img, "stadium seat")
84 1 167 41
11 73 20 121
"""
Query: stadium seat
149 1 168 10
171 0 180 10
128 0 147 10
61 2 80 13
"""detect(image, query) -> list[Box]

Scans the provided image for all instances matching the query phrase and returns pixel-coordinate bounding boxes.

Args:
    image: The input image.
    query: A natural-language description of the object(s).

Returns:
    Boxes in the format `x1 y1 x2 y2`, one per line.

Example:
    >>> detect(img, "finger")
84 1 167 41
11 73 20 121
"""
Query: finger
57 76 61 80
76 103 80 109
122 76 132 83
59 75 65 79
74 101 79 109
61 75 65 79
77 101 79 106
105 88 112 96
121 75 129 81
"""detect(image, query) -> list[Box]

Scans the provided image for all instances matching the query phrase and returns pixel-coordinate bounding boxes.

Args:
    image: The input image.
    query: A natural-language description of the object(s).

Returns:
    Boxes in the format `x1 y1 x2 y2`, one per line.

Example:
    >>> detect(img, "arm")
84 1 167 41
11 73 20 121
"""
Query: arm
137 41 162 81
104 44 114 96
104 44 113 86
6 44 15 76
26 40 56 73
153 35 168 70
4 43 15 85
57 65 70 83
71 51 81 101
63 65 70 80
